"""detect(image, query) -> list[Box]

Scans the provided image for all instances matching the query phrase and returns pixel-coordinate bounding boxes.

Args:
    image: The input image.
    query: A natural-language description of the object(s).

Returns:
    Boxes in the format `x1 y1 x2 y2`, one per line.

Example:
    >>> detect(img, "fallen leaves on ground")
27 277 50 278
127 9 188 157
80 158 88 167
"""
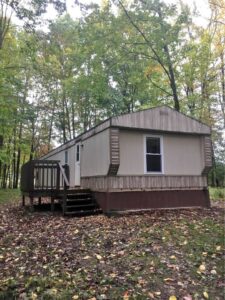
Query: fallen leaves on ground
0 200 224 299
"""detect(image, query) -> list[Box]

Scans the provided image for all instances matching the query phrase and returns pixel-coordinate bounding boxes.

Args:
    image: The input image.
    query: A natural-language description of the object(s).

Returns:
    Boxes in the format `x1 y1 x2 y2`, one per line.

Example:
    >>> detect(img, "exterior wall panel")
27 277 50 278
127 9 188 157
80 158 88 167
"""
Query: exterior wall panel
163 134 204 175
118 130 144 175
67 146 75 186
118 130 204 176
81 129 110 177
45 151 64 164
44 148 75 188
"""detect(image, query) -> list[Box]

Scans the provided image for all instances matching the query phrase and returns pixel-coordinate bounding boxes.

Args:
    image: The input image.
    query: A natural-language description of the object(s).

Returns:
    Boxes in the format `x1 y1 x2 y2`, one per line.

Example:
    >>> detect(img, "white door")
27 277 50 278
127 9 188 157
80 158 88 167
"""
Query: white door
75 143 81 186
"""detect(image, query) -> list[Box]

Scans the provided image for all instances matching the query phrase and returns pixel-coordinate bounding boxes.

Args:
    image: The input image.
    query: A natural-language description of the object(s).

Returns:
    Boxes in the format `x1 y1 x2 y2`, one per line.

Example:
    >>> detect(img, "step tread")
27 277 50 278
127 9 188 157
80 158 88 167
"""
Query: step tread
59 193 92 197
64 209 102 216
67 192 91 195
66 197 93 202
66 203 97 209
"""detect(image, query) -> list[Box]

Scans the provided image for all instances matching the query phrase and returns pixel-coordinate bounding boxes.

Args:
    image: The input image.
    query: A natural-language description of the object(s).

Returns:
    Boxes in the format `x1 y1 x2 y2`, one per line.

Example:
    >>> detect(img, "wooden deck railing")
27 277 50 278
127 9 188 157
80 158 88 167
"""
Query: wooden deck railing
21 160 70 195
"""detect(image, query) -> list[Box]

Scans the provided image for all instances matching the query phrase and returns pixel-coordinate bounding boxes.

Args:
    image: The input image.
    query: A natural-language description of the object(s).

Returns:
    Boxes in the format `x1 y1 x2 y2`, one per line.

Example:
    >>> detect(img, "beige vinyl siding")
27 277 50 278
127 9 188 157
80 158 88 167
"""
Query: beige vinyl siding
44 148 76 188
163 134 203 175
118 130 144 175
118 130 204 176
67 146 76 186
112 106 210 134
45 151 63 163
81 129 110 177
43 129 110 184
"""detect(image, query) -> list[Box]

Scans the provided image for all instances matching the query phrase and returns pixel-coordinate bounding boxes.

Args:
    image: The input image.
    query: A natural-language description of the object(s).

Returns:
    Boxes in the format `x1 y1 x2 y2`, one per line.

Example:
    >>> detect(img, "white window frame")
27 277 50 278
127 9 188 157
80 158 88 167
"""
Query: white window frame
144 135 164 174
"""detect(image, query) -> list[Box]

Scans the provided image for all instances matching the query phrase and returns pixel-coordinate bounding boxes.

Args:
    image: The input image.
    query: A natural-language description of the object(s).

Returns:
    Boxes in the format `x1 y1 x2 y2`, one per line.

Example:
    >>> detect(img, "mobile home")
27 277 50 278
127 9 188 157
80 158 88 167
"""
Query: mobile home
36 105 212 213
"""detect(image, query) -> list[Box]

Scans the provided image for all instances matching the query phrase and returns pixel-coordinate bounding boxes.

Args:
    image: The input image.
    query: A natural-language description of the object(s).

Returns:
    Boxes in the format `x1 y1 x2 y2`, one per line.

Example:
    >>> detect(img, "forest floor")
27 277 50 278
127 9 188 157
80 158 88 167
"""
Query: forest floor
0 192 224 300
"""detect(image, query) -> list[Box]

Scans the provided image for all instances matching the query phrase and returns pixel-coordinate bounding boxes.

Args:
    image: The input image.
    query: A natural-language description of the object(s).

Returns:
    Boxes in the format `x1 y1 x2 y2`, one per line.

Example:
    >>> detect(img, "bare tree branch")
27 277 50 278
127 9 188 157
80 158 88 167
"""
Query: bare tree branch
147 74 173 97
115 0 172 82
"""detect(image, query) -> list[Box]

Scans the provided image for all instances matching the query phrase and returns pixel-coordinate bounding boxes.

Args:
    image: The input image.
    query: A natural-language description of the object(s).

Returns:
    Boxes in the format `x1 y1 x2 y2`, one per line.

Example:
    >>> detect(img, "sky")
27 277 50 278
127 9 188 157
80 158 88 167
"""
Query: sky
45 0 212 27
11 0 212 29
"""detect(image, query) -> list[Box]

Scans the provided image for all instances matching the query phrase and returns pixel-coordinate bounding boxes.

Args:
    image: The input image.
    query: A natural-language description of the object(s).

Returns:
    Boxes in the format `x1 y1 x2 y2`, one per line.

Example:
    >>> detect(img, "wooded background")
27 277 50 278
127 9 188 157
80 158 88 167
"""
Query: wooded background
0 0 224 188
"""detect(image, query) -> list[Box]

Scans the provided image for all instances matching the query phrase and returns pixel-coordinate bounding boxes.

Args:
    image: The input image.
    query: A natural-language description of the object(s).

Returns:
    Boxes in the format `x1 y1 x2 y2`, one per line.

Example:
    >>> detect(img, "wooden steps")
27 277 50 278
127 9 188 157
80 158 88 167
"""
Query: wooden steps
57 189 102 216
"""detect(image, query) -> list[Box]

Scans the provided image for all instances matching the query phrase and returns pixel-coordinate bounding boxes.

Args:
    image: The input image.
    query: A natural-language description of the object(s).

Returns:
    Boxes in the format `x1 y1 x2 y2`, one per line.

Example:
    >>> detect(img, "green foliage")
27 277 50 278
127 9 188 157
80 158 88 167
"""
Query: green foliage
0 189 21 204
209 187 225 200
0 0 224 187
208 161 225 187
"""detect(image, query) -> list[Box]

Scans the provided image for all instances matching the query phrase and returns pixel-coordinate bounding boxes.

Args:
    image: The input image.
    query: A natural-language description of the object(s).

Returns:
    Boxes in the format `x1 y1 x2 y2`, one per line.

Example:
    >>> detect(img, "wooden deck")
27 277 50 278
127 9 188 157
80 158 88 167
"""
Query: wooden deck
21 160 101 216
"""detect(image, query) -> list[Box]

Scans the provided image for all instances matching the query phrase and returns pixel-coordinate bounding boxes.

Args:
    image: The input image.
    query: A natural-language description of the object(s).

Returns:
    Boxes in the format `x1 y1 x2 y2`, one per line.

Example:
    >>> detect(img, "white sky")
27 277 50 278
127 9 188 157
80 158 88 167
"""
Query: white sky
46 0 211 27
12 0 211 28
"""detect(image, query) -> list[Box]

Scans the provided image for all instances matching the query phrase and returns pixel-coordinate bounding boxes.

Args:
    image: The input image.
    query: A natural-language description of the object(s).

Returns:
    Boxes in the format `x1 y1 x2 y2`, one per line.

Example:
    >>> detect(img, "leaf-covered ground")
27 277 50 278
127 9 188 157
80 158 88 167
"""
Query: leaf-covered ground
0 199 224 300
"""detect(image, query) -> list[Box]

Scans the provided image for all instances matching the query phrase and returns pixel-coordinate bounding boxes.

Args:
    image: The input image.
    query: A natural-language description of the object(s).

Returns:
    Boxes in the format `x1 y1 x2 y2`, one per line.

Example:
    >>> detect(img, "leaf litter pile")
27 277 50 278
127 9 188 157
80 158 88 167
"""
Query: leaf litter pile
0 201 224 300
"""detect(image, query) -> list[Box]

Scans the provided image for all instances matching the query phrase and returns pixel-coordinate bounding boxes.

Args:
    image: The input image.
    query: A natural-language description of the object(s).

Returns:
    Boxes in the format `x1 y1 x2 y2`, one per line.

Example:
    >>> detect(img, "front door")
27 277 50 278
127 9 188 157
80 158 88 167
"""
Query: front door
75 143 81 186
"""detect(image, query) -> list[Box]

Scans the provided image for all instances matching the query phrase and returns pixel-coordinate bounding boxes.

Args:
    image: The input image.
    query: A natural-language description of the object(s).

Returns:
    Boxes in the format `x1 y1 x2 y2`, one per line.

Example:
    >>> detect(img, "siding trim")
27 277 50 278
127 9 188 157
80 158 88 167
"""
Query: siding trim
107 128 120 176
202 136 213 175
81 175 207 191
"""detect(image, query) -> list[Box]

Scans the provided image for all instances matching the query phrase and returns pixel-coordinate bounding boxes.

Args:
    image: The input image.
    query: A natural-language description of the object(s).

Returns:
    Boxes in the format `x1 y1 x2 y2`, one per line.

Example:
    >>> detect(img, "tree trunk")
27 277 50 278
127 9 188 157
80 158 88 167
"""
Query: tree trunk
155 6 180 111
14 147 21 189
220 51 225 127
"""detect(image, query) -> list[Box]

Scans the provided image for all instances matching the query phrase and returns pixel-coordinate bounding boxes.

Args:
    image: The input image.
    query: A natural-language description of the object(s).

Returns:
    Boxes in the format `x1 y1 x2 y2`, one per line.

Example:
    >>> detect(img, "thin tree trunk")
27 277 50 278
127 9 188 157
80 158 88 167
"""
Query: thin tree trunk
157 5 180 111
2 164 7 188
220 51 225 127
63 89 72 140
30 122 35 161
71 99 76 138
15 147 21 188
0 0 12 49
48 94 56 150
12 124 17 188
61 91 67 143
7 164 12 188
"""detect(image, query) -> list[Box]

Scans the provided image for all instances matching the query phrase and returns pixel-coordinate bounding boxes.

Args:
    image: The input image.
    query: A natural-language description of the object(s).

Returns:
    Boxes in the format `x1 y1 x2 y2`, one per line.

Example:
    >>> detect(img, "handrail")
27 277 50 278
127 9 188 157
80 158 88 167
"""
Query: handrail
20 160 70 194
58 163 70 187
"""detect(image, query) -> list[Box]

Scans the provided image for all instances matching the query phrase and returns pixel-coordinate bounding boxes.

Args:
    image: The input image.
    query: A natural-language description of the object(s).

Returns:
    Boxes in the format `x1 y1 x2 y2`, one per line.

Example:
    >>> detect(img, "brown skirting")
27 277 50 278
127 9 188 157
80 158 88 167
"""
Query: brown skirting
93 189 210 213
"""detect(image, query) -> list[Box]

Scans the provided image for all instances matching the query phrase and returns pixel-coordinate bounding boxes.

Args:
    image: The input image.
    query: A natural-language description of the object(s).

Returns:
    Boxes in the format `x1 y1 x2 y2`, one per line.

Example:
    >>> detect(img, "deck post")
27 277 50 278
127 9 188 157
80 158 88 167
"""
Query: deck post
62 164 69 216
51 197 55 212
62 193 66 215
38 197 41 205
22 195 25 206
30 197 34 212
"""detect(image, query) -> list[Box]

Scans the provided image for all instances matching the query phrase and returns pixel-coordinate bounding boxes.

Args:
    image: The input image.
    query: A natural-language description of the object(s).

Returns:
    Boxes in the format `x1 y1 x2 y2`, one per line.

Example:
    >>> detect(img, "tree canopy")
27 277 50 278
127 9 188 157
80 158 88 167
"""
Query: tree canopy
0 0 224 187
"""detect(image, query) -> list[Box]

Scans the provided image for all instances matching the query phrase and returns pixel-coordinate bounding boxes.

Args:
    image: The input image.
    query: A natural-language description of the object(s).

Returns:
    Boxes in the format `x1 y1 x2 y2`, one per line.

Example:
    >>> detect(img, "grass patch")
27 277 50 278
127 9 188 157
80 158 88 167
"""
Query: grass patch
0 188 21 205
209 187 225 200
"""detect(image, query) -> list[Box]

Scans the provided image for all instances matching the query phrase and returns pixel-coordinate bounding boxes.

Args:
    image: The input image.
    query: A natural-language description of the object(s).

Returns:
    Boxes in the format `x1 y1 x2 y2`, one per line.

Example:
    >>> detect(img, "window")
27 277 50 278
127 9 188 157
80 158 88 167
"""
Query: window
145 136 162 173
76 145 80 162
65 150 68 164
